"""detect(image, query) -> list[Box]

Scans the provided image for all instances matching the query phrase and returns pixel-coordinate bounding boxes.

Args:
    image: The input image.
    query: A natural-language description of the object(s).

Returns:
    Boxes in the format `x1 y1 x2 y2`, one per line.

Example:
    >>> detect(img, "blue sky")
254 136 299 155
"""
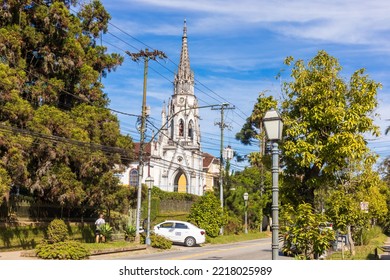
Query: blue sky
98 0 390 171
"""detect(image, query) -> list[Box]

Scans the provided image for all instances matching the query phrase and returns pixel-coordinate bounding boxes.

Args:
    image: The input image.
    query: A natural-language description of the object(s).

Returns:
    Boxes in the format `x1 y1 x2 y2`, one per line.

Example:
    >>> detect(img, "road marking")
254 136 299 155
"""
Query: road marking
168 242 271 260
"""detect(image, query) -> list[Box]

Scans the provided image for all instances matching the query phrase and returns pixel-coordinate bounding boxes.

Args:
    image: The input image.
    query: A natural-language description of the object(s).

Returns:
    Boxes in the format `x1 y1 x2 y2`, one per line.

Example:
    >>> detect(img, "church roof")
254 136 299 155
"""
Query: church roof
203 152 220 169
133 142 151 158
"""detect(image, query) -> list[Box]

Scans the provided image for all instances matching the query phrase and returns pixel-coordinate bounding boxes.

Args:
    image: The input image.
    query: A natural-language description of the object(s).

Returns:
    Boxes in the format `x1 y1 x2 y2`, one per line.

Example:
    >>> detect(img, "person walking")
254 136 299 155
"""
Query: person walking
95 214 105 243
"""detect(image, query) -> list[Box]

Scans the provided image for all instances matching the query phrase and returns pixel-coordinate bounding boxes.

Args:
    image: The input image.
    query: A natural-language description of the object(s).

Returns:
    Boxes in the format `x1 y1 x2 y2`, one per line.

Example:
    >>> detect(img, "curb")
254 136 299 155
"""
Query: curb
90 245 147 256
16 245 148 259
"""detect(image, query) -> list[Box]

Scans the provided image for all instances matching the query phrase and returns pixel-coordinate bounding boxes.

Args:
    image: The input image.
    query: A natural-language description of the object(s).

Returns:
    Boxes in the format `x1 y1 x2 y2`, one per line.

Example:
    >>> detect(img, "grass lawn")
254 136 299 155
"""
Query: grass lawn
327 232 388 260
206 231 270 245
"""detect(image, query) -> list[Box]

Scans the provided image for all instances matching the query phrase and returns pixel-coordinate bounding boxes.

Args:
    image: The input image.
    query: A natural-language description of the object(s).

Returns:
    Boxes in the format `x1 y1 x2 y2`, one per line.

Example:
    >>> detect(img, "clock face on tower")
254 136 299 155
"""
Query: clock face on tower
179 97 185 104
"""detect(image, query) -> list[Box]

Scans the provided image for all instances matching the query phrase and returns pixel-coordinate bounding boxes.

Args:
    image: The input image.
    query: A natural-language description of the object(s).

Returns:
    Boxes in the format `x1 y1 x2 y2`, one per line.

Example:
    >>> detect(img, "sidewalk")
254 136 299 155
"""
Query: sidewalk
2 237 390 260
0 245 147 260
0 250 38 260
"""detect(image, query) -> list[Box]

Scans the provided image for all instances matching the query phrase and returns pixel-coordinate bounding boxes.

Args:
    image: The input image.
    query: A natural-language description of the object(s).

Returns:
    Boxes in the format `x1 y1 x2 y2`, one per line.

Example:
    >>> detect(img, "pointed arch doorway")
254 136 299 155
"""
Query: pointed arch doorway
174 170 187 193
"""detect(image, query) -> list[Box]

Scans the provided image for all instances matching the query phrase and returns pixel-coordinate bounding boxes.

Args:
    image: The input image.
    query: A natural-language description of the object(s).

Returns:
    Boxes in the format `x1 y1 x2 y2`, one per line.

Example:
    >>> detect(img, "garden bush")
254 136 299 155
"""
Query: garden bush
35 240 90 260
188 192 225 238
47 218 69 243
99 223 113 241
150 233 172 249
224 215 244 235
35 219 91 259
123 225 136 241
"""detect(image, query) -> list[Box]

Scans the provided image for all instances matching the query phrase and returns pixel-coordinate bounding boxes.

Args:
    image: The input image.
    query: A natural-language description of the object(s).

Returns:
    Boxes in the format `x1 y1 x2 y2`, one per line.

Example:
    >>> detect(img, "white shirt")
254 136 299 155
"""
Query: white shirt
95 218 105 227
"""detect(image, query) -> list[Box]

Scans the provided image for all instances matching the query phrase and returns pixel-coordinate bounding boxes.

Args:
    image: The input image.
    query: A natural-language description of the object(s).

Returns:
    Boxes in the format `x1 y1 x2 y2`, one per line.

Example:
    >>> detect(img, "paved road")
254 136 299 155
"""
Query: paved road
106 238 292 260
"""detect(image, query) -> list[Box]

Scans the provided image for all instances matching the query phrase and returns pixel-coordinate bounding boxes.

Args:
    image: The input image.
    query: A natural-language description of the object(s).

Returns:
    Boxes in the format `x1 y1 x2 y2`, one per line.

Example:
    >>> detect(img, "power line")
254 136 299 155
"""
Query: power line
0 57 141 120
27 0 251 127
105 18 249 120
3 1 254 169
0 124 133 160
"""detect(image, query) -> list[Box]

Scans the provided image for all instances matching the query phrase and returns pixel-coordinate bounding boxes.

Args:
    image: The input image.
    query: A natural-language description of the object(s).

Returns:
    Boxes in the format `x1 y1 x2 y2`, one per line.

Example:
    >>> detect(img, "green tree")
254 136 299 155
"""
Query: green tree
281 50 381 207
280 203 335 260
378 158 390 233
188 192 225 238
0 166 11 196
226 166 271 232
0 1 133 211
235 91 278 150
325 161 388 254
235 92 277 231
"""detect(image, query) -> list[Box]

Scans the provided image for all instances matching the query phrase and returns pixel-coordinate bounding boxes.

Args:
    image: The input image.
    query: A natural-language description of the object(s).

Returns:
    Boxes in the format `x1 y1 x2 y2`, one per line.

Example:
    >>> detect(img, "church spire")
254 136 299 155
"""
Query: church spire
176 19 193 85
183 18 187 37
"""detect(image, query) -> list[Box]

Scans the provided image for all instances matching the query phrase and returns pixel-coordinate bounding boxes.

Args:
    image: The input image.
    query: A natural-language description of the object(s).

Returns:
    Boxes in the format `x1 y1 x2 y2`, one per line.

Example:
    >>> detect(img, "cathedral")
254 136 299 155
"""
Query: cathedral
119 21 219 195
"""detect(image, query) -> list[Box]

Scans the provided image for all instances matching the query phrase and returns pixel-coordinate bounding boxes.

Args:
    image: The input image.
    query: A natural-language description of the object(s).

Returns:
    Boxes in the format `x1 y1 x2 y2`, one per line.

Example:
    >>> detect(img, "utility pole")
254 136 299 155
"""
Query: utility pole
126 48 167 243
212 103 235 235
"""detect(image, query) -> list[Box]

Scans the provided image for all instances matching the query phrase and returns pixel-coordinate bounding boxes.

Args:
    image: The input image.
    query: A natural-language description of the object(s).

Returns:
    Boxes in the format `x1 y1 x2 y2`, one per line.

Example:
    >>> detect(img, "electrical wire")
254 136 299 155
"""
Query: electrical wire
0 123 134 161
2 1 258 169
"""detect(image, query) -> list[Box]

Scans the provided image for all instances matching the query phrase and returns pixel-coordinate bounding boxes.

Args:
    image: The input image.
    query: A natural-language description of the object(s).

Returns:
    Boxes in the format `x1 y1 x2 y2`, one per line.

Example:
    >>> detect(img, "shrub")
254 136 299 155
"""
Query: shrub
355 226 383 246
188 192 225 238
150 233 172 249
280 203 335 259
99 223 113 241
35 240 90 260
123 225 136 241
47 219 69 243
224 215 244 235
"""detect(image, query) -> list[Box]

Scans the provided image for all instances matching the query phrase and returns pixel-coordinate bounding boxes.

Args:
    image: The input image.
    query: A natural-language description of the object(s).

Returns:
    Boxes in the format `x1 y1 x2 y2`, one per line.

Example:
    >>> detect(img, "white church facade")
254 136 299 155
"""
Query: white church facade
119 21 219 195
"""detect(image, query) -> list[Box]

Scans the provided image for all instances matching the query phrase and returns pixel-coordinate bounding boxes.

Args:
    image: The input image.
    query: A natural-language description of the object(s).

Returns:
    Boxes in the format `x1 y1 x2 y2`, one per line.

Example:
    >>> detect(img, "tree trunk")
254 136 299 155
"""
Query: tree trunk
347 225 355 256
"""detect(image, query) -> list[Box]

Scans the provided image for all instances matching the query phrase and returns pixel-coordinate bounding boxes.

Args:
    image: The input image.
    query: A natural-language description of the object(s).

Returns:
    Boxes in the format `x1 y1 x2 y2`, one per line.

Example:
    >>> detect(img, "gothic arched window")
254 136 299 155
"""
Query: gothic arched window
129 168 138 187
188 120 194 140
170 119 174 139
179 119 184 137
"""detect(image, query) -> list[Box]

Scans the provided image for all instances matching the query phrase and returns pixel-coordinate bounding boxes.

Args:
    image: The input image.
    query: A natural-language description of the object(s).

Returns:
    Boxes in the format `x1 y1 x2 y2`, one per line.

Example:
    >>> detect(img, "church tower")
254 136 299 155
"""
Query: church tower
168 20 200 147
120 20 209 196
157 20 204 194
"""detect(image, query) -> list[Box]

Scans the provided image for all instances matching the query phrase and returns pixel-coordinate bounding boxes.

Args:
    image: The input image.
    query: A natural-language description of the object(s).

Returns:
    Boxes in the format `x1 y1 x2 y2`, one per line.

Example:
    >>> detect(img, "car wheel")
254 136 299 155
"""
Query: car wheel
184 236 196 247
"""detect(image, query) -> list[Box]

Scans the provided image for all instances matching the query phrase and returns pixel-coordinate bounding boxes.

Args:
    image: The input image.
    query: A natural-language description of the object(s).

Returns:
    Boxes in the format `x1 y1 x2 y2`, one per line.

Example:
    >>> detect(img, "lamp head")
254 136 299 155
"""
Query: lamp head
145 176 154 190
263 109 283 141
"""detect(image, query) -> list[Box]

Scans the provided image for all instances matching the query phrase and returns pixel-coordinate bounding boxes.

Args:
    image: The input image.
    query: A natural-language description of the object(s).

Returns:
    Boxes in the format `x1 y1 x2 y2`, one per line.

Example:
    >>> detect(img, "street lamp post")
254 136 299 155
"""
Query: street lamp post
243 192 249 234
262 109 283 260
145 176 154 246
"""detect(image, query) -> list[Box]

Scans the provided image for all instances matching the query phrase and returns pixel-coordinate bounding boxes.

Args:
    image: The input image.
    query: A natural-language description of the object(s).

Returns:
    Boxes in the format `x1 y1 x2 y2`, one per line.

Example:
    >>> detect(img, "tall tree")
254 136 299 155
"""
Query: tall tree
0 1 133 210
281 50 381 207
235 92 277 230
226 166 272 231
325 159 388 254
236 91 277 151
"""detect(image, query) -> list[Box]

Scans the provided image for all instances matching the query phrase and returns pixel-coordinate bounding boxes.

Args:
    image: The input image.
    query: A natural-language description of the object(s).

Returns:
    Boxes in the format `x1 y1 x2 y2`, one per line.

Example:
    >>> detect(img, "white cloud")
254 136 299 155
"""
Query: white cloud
100 0 390 161
113 0 390 46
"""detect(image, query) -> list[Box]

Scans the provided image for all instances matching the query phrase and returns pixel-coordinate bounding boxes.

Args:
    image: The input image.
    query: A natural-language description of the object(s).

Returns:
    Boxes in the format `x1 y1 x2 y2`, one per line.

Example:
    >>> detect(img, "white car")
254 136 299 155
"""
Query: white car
153 220 206 247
